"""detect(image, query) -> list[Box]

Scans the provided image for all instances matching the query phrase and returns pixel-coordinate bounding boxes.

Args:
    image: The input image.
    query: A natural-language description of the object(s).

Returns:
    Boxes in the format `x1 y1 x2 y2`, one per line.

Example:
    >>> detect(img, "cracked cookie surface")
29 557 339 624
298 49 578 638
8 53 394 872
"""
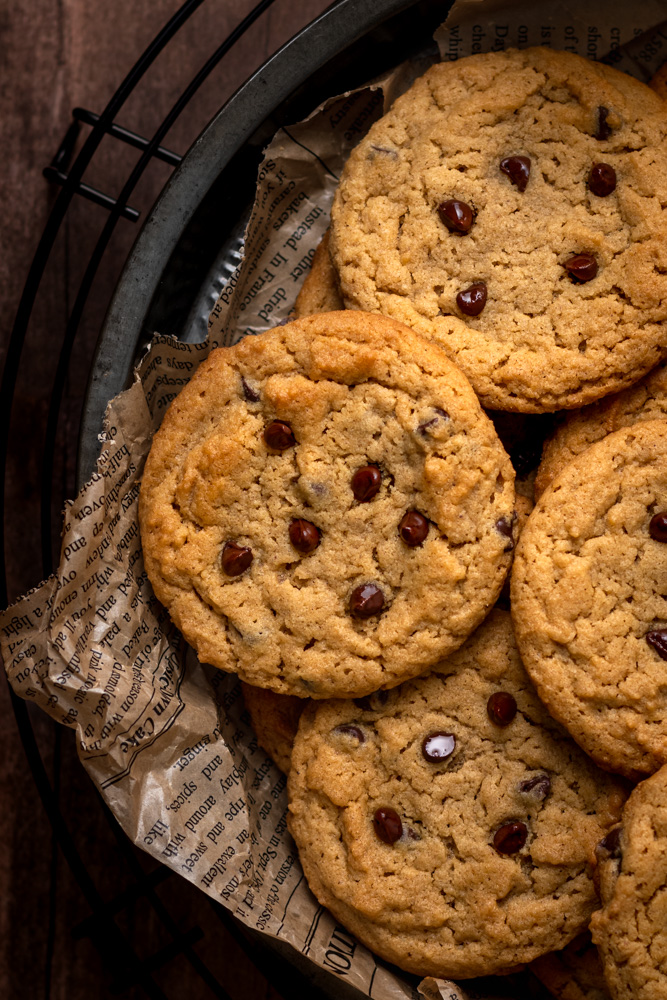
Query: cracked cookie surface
288 610 625 979
535 361 667 498
591 764 667 1000
511 420 667 779
139 311 515 698
330 47 667 412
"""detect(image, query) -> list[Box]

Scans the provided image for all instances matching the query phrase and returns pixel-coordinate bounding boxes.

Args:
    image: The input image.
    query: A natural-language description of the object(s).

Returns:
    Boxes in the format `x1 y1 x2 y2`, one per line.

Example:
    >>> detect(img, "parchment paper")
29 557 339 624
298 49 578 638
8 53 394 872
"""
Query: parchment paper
3 3 667 997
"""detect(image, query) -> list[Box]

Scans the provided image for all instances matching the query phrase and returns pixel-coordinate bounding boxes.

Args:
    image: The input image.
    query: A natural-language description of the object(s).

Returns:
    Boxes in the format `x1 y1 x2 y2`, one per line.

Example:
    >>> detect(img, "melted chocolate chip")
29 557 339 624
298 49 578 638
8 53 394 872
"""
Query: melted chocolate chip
597 826 622 859
418 408 450 436
399 511 429 547
422 731 456 763
437 199 474 234
647 629 667 660
354 690 389 712
456 282 487 317
564 254 598 283
519 774 551 801
264 420 296 451
487 691 517 727
221 541 253 577
649 512 667 542
370 144 398 158
495 513 517 552
241 377 260 402
588 163 616 197
349 583 385 619
595 106 612 141
373 807 403 844
500 155 531 192
334 724 365 743
351 465 381 502
289 519 320 554
493 821 528 855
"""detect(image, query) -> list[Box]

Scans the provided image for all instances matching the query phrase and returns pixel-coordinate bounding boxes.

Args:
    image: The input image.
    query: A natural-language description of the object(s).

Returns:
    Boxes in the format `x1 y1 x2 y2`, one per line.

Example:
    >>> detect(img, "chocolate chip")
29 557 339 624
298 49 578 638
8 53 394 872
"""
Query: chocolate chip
487 691 517 727
349 583 385 619
456 282 487 317
334 724 365 743
241 377 260 402
596 826 622 860
437 199 474 234
649 512 667 542
500 155 531 192
595 106 612 141
519 774 551 801
399 511 429 547
493 821 527 855
221 541 253 577
289 519 320 554
354 690 389 711
421 731 456 763
370 144 398 158
495 513 517 552
263 420 295 451
588 163 616 197
647 629 667 660
564 254 598 283
418 408 450 435
373 807 403 844
351 465 381 502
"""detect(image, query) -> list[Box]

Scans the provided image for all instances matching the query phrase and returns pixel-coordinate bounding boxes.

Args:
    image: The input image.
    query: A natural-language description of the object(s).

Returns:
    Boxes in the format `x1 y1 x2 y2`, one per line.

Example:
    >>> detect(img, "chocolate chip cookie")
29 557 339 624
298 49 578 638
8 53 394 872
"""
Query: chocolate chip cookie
591 764 667 1000
650 63 667 101
531 933 610 1000
241 682 303 773
330 47 667 413
535 361 667 499
511 420 667 779
288 610 626 980
140 311 515 698
293 231 343 318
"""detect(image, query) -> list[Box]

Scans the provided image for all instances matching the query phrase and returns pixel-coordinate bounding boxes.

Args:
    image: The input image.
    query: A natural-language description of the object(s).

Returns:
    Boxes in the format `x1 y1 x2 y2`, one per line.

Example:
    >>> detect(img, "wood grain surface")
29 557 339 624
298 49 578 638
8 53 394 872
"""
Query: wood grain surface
0 2 331 997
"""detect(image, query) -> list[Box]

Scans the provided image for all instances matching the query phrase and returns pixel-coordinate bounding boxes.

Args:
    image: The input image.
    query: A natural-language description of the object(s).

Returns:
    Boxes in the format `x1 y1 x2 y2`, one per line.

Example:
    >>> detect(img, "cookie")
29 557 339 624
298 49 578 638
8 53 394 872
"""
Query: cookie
293 231 344 318
288 610 626 980
590 764 667 1000
511 420 667 779
649 63 667 102
531 933 610 1000
330 47 667 413
140 310 515 698
241 682 303 773
535 361 667 499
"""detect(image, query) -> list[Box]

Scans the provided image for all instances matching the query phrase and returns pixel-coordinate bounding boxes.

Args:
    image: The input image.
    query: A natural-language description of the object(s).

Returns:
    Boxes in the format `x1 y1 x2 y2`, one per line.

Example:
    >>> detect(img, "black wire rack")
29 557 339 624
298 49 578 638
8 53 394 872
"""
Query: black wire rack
1 2 341 996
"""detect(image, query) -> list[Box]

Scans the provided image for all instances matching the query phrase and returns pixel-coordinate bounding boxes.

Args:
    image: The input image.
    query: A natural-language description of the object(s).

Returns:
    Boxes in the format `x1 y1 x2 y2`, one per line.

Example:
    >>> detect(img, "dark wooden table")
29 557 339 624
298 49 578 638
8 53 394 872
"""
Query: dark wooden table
0 3 330 997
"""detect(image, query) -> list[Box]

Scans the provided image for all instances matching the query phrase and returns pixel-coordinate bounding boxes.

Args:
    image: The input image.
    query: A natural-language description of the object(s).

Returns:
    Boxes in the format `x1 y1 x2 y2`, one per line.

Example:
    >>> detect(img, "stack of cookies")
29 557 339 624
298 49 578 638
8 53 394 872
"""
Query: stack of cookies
139 46 667 999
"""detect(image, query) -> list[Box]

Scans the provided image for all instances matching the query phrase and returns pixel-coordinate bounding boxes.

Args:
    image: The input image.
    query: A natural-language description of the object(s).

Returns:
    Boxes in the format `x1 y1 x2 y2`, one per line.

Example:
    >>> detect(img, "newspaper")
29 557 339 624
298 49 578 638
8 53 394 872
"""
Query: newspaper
3 2 667 997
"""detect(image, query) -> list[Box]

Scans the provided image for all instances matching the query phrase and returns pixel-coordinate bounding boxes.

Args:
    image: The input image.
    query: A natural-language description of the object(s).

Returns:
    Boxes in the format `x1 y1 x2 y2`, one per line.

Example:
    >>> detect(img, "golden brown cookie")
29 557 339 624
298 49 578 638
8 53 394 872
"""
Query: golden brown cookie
140 311 515 699
288 611 626 980
535 362 667 499
531 933 610 1000
241 682 303 773
649 63 667 102
293 231 343 318
591 764 667 1000
330 48 667 413
511 420 667 779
